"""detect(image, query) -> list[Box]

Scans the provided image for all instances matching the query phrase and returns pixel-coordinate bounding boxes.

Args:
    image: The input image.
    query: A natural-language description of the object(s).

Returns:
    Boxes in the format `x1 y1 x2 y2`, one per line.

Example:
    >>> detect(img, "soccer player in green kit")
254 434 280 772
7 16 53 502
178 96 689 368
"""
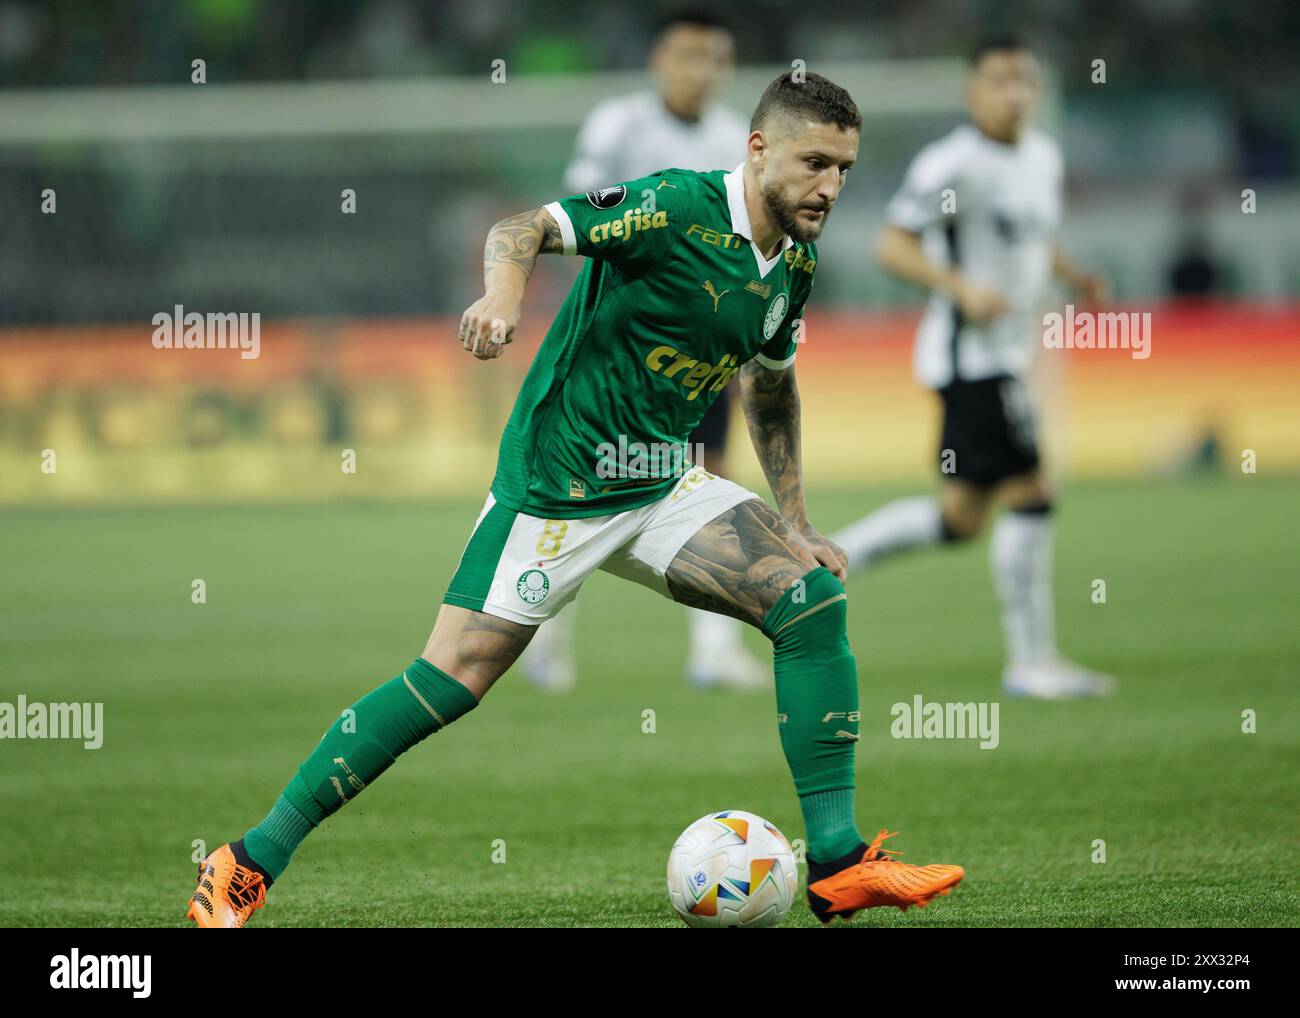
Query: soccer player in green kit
188 72 964 928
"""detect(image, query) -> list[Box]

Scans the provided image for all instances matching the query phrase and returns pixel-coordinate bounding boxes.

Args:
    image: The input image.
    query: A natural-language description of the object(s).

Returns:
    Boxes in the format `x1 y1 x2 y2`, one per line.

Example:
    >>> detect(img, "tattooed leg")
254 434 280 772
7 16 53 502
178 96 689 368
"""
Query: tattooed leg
665 498 820 626
668 497 865 863
421 603 536 700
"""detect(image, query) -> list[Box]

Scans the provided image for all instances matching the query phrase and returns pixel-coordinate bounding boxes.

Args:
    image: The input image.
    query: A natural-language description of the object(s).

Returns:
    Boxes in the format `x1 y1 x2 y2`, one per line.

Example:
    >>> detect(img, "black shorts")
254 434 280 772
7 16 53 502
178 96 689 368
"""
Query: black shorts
689 379 734 454
936 374 1040 487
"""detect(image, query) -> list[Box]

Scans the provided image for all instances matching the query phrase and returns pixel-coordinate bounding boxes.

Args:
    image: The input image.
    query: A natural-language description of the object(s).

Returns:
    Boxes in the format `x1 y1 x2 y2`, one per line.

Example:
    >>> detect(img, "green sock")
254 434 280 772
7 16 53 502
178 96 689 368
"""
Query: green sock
800 788 861 861
761 567 864 862
243 658 478 880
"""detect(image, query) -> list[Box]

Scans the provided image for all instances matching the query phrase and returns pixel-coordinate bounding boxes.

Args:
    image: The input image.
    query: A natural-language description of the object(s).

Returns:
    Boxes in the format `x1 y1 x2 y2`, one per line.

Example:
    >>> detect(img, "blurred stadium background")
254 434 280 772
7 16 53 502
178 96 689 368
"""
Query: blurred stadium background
2 0 1298 503
1 1 1297 929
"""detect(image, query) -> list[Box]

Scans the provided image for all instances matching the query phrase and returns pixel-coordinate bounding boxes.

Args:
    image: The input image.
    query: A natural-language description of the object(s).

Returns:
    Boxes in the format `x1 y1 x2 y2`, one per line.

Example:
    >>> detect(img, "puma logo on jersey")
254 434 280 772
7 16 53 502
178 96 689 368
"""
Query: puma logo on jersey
656 179 677 189
702 280 729 312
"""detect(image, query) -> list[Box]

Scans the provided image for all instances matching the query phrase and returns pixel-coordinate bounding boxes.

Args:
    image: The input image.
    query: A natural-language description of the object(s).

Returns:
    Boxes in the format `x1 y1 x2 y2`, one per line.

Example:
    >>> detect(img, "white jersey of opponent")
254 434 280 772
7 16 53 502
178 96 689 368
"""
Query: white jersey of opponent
564 90 748 193
886 124 1064 389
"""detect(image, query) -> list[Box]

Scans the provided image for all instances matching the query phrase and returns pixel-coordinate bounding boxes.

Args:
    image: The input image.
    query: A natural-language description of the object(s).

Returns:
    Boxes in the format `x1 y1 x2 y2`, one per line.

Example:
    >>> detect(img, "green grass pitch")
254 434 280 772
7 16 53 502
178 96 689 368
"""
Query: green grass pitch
1 477 1296 927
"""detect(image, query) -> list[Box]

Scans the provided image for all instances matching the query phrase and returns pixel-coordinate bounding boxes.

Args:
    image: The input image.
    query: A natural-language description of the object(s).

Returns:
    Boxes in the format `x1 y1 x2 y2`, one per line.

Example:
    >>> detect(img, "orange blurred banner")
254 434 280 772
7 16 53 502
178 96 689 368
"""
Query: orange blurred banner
1 301 1296 504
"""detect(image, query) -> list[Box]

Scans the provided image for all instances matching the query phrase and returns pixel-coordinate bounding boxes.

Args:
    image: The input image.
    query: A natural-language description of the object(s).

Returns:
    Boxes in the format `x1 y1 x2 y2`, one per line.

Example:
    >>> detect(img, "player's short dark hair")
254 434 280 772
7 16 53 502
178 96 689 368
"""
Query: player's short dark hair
970 33 1032 67
749 71 861 135
654 8 732 39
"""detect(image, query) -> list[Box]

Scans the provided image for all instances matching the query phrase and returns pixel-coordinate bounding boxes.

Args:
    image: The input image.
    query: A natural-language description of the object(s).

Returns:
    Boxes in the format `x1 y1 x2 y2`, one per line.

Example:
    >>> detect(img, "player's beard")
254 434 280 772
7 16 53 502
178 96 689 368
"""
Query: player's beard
761 180 830 244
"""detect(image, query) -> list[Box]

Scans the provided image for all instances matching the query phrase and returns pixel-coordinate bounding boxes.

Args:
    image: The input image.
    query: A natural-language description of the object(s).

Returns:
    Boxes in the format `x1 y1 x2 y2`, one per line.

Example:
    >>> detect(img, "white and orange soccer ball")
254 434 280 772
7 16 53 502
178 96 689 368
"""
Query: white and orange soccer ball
666 810 798 927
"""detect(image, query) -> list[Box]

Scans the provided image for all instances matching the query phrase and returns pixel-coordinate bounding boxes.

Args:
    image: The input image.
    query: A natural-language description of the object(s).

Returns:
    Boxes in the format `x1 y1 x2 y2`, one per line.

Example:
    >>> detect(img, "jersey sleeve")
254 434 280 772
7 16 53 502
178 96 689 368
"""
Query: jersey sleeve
885 140 962 234
754 262 814 370
543 170 694 273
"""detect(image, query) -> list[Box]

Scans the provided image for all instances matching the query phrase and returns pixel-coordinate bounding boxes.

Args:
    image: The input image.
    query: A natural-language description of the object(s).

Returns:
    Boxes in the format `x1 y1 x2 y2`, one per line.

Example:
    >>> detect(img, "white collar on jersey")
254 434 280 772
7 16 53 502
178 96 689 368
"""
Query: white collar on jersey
723 161 793 278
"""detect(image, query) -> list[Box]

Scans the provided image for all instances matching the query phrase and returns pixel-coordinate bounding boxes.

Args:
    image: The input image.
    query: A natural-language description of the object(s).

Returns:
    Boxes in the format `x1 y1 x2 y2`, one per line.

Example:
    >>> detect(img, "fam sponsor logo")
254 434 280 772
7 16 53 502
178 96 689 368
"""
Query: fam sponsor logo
1042 303 1151 360
821 709 861 741
686 222 743 250
890 695 999 750
596 435 705 482
0 695 103 749
151 304 261 360
50 950 151 998
683 224 814 274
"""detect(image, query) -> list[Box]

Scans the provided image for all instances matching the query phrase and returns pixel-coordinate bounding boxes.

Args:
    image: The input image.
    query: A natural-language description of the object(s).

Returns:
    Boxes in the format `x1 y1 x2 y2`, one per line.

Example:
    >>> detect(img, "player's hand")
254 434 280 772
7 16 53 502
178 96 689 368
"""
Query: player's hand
1074 272 1110 310
458 290 520 360
793 523 848 584
954 281 1010 324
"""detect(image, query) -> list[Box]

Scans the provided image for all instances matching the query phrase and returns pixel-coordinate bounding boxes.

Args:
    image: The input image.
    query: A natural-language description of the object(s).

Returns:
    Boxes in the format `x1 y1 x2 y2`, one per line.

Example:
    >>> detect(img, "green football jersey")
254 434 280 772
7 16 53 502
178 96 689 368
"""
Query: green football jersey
490 163 818 519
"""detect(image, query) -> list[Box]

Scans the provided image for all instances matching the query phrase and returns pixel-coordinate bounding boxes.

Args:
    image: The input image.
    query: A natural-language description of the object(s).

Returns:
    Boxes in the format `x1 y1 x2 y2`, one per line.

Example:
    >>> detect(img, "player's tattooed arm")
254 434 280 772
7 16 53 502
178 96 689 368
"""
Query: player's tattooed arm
738 361 848 581
482 207 564 285
459 207 563 360
739 360 807 526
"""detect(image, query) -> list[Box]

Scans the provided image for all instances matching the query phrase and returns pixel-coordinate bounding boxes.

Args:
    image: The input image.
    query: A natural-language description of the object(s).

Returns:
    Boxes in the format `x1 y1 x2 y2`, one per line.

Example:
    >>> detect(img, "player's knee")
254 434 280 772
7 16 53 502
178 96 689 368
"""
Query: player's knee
940 510 982 543
761 566 849 646
940 482 993 541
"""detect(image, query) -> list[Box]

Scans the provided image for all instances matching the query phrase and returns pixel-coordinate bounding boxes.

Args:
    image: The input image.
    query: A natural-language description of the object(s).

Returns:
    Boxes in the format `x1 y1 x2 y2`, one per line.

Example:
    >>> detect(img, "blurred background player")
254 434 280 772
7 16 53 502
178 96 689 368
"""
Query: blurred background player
833 35 1115 700
519 9 769 693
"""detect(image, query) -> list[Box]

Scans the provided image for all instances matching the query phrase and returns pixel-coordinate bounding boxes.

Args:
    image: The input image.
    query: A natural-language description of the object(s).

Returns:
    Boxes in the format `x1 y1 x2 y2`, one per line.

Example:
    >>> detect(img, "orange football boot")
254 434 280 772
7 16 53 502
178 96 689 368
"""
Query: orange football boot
185 843 267 928
806 829 964 922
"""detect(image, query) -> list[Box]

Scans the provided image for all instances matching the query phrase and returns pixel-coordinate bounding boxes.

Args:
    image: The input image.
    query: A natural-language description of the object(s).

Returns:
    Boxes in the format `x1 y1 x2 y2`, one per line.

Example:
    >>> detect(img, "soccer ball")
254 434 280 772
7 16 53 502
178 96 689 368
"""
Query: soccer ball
666 810 798 927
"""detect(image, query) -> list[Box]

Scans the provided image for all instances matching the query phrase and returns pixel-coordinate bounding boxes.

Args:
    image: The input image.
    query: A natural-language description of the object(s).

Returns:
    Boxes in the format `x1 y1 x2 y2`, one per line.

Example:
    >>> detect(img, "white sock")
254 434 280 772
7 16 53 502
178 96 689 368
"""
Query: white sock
989 510 1057 667
687 607 746 667
833 496 944 571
